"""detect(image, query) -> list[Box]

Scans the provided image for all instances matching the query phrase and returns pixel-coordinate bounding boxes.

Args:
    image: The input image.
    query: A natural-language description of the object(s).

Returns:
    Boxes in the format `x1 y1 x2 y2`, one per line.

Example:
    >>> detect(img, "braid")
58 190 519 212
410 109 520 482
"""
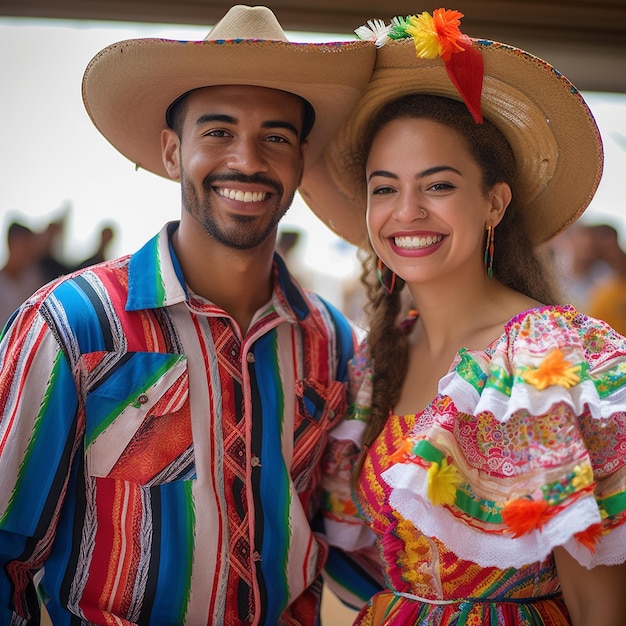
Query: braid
352 248 409 482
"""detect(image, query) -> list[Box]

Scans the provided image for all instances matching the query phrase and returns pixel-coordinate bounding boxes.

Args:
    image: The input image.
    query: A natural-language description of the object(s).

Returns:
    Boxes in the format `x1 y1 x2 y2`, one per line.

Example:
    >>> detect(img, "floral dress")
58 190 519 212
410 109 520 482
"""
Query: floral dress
324 305 626 625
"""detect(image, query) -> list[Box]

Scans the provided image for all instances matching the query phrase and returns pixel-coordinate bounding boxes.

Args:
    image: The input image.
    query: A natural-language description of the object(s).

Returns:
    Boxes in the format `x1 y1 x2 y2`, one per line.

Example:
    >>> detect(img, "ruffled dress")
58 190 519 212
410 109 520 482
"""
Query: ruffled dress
334 305 626 625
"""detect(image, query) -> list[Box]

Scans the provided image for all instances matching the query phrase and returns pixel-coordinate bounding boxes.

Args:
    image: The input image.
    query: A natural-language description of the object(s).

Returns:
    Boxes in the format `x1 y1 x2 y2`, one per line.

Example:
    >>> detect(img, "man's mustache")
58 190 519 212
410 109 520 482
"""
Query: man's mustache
203 173 283 197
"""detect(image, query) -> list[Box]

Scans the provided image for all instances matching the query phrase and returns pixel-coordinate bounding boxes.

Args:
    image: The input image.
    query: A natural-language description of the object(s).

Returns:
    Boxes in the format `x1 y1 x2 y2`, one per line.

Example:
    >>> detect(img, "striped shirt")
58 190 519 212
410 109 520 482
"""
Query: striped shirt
0 222 377 625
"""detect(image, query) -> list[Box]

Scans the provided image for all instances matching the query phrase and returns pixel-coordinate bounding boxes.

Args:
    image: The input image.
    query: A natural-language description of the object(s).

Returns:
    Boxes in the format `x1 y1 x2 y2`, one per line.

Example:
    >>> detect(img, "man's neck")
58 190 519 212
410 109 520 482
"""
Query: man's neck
171 224 276 333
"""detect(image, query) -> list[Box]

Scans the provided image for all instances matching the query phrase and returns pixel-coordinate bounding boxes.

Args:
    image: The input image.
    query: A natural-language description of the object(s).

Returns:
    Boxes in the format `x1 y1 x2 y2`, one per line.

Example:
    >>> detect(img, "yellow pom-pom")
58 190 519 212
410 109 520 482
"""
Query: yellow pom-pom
427 457 462 506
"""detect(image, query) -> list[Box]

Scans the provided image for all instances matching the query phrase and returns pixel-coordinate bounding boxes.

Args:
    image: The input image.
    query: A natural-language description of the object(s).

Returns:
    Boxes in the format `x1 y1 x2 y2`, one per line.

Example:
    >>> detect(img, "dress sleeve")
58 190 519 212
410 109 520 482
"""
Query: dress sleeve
319 341 383 606
320 339 375 551
382 305 626 570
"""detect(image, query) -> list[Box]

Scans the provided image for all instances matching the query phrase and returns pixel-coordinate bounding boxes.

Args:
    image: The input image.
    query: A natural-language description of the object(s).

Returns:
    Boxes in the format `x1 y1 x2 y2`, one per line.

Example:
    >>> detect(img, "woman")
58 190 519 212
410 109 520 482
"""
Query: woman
307 9 626 625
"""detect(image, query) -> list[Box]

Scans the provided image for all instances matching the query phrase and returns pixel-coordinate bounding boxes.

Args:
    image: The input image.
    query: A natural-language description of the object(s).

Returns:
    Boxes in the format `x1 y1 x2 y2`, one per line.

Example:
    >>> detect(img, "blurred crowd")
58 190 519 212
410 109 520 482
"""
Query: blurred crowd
3 214 625 338
0 213 116 328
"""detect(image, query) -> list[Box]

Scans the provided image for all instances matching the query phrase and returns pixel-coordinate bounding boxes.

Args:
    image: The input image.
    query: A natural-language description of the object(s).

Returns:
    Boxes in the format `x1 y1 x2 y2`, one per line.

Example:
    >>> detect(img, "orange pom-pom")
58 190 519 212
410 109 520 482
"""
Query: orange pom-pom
501 498 552 537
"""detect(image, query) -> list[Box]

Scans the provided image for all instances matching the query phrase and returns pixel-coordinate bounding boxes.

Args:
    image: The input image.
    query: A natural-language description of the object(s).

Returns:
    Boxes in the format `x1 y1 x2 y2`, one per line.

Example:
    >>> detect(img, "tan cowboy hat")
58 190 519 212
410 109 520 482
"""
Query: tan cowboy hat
82 4 375 178
299 13 603 247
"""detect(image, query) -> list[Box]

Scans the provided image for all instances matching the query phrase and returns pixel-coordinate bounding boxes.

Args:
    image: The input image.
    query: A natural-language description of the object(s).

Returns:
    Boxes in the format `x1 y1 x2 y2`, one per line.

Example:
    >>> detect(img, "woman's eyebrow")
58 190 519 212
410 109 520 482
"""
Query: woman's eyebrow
368 165 462 183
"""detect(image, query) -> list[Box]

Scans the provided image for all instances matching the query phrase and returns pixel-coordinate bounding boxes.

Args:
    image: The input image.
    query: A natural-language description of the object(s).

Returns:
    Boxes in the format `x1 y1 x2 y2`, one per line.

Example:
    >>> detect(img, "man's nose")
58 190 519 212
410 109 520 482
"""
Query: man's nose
226 138 269 174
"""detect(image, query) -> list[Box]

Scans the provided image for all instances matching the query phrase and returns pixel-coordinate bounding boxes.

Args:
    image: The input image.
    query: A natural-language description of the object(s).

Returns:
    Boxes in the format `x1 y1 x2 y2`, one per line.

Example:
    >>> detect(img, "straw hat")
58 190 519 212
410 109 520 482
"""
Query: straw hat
82 5 375 178
299 10 603 247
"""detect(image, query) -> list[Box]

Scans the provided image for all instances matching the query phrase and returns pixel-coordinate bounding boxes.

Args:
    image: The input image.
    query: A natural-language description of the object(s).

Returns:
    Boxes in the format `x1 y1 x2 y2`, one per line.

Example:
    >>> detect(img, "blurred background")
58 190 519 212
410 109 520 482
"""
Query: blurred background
1 2 626 330
1 3 625 620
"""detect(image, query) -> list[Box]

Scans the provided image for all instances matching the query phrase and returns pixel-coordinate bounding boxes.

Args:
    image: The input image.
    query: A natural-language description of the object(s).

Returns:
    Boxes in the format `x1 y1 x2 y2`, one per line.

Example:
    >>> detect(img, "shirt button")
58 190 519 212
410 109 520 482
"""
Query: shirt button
328 409 336 421
252 551 261 562
246 352 255 363
251 456 261 467
137 394 149 405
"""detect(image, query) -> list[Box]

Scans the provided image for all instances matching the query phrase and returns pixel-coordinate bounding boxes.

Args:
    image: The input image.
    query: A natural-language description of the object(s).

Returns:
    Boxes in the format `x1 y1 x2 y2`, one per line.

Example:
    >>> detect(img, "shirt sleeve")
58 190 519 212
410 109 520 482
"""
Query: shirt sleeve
0 302 80 622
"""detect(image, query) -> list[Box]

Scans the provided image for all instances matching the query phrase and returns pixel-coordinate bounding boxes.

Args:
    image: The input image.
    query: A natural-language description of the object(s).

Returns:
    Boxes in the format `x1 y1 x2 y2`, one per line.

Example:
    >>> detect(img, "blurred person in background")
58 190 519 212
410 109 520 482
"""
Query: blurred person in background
0 221 45 328
587 223 626 335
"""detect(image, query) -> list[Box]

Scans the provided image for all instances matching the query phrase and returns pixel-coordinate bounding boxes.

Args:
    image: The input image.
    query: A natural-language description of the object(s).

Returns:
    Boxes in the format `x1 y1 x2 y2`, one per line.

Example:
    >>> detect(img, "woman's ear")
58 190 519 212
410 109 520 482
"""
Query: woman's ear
161 128 181 180
489 181 512 227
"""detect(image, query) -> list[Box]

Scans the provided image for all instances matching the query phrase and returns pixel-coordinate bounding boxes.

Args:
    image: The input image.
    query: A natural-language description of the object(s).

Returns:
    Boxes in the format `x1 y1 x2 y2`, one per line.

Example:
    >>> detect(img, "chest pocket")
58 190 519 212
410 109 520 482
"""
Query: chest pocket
84 351 192 485
295 378 347 430
292 378 348 489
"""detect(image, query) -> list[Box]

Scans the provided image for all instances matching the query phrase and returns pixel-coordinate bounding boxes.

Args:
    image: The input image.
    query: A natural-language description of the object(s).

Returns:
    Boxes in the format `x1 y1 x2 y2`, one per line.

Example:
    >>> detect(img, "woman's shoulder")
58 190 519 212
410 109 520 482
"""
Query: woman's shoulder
500 303 626 368
441 303 626 424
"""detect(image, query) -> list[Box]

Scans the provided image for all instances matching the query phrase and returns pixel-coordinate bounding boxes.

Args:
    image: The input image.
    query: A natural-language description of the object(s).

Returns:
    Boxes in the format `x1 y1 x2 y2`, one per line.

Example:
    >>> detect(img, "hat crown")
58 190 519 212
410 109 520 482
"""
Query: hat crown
205 5 288 42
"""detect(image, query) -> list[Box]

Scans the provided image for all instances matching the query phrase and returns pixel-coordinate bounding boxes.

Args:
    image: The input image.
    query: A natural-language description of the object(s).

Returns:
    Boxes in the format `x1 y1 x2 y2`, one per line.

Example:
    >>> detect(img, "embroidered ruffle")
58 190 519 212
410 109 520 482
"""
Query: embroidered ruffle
382 305 626 569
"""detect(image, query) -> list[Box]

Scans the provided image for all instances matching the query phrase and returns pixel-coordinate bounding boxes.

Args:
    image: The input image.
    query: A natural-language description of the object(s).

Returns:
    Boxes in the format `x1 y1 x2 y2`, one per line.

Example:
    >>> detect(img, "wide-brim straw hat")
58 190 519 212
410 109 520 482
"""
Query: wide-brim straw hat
299 34 603 247
82 5 375 178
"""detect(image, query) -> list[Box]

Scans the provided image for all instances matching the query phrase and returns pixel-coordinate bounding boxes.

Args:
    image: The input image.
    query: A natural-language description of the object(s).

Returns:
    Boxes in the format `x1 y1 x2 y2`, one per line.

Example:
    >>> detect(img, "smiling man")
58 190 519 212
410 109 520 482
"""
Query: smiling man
0 6 380 625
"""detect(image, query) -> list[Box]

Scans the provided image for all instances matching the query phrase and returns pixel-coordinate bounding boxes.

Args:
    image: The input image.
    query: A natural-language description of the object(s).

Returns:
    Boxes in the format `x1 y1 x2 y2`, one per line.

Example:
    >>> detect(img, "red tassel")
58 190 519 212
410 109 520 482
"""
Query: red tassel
445 35 484 124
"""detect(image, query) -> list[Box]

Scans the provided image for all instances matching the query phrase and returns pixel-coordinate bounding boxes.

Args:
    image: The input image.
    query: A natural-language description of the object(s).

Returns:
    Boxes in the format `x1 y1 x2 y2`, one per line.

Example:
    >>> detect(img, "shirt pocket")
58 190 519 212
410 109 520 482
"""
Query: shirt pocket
84 351 192 485
292 379 348 490
295 378 348 429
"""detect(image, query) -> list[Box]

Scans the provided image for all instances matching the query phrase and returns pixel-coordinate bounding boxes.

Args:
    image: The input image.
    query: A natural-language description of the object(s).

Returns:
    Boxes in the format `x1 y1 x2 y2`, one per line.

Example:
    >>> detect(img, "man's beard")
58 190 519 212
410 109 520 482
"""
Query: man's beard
181 171 293 250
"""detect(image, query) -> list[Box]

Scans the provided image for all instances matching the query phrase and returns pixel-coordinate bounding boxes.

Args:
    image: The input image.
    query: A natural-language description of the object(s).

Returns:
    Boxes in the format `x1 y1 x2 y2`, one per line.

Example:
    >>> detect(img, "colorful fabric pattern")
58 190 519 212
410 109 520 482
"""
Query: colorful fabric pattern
0 222 375 625
336 306 626 625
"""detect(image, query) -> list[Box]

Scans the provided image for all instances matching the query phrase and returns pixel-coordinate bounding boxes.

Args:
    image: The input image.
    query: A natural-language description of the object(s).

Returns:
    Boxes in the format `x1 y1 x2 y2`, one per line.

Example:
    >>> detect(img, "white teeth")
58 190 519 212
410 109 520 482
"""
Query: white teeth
394 234 443 249
217 188 268 202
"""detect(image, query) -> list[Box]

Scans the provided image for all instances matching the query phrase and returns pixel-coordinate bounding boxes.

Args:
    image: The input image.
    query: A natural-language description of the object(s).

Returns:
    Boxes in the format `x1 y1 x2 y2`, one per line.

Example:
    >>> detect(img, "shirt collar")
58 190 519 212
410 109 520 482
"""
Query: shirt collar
126 221 312 323
127 222 187 311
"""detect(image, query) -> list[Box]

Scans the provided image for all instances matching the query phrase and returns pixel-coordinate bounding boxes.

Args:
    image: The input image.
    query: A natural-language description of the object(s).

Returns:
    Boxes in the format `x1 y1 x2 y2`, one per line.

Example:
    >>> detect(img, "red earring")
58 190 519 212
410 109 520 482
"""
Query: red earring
376 258 397 294
484 225 495 278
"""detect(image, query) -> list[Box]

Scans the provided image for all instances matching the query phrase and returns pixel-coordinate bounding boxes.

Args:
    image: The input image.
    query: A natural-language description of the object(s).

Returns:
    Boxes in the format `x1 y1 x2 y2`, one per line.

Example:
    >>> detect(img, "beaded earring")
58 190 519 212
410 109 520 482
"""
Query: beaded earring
376 258 397 294
484 224 495 278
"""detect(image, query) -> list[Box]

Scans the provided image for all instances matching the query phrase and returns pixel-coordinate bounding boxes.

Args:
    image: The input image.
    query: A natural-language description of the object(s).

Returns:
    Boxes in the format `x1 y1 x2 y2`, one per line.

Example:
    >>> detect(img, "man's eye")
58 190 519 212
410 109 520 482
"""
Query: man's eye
266 135 289 143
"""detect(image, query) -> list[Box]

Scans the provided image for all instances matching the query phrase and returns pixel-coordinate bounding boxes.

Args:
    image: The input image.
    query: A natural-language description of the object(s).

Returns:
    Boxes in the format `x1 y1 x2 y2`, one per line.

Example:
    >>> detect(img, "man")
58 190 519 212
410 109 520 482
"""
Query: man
0 6 378 624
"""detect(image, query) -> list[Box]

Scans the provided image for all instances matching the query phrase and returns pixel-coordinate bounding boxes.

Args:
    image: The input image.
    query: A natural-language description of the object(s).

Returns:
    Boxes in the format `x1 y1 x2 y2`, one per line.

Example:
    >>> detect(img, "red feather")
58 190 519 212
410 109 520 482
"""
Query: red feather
445 35 484 124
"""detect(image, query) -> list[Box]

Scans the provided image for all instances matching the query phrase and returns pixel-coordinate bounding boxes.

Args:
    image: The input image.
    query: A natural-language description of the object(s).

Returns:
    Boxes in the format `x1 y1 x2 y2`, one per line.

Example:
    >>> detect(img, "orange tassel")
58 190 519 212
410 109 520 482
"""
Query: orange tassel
574 523 602 553
388 438 419 465
501 498 552 537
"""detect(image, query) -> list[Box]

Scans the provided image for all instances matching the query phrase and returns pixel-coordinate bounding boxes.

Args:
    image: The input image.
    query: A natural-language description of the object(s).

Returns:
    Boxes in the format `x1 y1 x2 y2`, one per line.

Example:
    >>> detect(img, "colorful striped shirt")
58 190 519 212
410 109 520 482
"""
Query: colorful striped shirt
0 222 379 625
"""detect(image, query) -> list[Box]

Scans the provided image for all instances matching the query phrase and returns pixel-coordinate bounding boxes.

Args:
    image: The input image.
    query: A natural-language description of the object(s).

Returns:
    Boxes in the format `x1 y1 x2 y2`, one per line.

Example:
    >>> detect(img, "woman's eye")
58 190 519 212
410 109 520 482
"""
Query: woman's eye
372 185 394 195
428 182 454 192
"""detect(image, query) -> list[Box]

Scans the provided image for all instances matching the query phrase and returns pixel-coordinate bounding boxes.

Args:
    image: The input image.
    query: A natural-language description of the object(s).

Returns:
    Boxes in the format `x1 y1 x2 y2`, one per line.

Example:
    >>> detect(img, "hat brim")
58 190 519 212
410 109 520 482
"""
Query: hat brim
82 38 375 178
299 39 603 247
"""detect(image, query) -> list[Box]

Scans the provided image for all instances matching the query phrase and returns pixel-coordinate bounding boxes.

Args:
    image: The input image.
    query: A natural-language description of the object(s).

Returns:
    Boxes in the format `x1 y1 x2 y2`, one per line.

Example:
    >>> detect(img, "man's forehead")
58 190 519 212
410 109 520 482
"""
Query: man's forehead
187 84 303 108
184 85 306 129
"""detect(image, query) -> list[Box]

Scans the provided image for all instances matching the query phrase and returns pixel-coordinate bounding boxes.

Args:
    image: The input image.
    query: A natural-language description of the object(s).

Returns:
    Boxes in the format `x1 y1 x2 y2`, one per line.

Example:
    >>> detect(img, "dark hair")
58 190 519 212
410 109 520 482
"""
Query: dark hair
165 89 315 142
354 94 559 480
7 222 33 240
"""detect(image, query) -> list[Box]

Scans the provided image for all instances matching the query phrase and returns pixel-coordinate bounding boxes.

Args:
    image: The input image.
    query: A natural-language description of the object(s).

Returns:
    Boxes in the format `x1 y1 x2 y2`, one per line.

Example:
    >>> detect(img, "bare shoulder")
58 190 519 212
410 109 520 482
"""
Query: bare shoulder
493 286 544 325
